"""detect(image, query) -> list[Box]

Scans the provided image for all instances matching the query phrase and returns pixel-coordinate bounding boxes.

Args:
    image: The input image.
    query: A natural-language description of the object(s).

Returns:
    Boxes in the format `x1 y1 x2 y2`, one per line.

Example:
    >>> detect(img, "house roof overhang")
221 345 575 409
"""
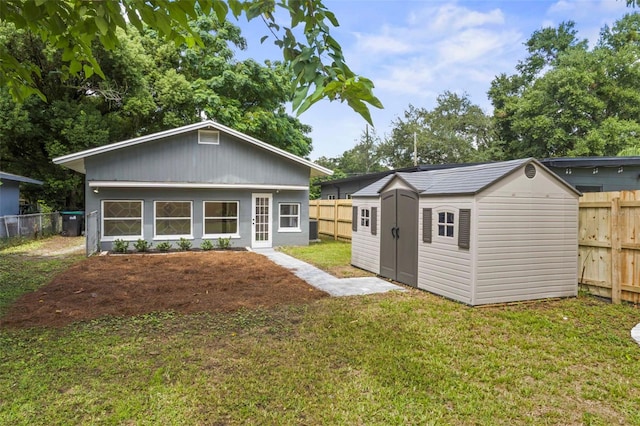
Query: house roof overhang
52 120 333 178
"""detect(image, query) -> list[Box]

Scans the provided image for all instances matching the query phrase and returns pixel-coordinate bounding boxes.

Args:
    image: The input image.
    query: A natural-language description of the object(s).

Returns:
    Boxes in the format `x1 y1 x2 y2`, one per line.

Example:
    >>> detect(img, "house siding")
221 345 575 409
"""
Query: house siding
474 166 579 304
417 197 474 304
87 186 309 251
85 131 310 186
351 198 381 273
545 165 640 191
0 180 20 216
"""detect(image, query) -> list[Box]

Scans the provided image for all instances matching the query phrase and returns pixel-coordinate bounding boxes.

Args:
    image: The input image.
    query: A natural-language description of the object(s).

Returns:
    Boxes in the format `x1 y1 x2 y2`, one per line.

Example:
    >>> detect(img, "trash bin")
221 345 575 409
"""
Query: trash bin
60 211 84 237
309 219 318 241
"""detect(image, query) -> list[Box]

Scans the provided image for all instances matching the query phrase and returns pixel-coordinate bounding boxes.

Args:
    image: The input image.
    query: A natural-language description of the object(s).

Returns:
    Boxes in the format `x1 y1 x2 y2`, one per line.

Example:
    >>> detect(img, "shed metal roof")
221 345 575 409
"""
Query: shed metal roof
52 120 332 178
0 171 43 185
352 158 581 197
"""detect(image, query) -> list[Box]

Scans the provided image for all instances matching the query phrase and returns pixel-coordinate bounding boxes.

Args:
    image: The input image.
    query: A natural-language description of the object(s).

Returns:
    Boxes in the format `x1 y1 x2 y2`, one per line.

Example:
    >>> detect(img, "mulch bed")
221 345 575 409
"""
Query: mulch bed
1 251 328 329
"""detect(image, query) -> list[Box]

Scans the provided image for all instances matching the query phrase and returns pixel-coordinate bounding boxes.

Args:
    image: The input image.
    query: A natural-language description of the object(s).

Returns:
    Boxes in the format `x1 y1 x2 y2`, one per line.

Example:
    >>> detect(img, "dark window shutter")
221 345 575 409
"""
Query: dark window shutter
422 208 432 243
458 209 471 249
352 206 358 232
371 207 377 235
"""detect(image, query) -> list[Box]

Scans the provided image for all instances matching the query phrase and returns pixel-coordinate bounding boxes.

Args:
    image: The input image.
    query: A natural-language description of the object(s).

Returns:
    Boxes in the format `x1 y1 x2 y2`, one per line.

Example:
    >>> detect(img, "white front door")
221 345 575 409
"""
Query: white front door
251 193 272 248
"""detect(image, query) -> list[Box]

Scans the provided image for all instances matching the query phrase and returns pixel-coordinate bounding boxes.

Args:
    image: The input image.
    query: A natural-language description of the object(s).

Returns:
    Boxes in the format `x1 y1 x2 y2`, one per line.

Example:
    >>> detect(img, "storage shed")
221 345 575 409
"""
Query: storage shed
351 158 581 305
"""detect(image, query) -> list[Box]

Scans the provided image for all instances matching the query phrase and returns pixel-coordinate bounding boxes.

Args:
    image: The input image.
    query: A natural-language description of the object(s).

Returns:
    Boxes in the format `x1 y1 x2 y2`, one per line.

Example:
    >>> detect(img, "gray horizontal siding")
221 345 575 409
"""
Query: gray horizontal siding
351 200 380 273
85 130 309 186
475 195 578 304
87 186 309 251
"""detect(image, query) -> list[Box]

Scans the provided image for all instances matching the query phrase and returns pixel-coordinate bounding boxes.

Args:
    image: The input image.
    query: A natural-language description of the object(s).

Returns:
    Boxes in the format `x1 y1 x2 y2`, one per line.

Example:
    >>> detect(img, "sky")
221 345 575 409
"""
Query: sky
233 0 634 160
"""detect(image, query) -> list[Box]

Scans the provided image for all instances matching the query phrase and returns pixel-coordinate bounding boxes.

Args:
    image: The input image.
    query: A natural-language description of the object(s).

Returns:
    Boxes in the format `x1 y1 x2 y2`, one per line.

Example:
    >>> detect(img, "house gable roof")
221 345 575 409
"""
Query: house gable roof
352 158 581 197
52 120 332 178
0 171 43 185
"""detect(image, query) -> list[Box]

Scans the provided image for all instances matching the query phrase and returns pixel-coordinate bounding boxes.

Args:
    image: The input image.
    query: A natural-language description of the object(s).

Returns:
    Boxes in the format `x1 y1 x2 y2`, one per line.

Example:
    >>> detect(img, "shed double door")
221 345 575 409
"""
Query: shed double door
380 189 418 287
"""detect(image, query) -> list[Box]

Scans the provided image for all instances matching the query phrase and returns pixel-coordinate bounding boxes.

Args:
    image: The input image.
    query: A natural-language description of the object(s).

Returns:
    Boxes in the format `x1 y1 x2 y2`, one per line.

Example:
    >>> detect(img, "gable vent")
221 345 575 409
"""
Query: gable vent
524 164 536 179
199 130 220 145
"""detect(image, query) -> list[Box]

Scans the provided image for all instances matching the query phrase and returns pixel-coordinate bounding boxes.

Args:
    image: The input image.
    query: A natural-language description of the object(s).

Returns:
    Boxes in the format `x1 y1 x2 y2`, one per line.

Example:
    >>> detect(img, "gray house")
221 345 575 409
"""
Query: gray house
53 120 332 250
321 157 640 199
0 171 43 216
351 158 580 306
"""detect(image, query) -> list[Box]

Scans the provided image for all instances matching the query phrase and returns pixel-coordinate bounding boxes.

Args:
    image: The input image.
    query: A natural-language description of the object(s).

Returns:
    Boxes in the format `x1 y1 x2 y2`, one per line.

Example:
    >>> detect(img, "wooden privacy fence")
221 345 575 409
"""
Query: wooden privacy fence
579 190 640 304
309 199 353 241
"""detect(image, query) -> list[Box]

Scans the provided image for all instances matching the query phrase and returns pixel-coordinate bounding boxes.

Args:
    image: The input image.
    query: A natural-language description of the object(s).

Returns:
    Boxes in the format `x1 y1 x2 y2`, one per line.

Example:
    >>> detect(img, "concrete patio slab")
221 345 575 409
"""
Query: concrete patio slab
253 248 405 297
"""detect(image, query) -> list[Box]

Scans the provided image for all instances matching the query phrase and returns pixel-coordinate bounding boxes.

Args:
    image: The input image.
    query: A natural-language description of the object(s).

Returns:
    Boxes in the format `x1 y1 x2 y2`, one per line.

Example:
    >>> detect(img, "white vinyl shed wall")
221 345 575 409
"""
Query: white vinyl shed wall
351 198 381 274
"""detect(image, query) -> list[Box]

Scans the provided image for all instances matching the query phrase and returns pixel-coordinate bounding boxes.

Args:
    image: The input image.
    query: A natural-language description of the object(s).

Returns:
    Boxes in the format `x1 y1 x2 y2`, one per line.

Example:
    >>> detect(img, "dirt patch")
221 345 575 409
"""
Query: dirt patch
1 251 328 329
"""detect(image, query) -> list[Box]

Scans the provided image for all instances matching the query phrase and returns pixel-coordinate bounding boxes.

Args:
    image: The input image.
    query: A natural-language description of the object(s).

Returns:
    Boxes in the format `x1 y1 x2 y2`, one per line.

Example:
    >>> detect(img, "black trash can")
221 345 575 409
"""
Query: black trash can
309 219 318 241
60 211 84 237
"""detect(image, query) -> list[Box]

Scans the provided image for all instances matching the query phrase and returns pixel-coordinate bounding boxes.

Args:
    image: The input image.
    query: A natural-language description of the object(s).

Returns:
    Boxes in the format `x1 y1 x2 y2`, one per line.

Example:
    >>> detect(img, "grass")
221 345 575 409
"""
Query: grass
1 238 640 425
279 236 373 277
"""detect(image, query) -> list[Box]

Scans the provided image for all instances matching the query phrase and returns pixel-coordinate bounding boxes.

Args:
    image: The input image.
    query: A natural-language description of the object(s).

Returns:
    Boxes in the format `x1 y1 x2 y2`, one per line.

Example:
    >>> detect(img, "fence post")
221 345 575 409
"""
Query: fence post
610 196 621 304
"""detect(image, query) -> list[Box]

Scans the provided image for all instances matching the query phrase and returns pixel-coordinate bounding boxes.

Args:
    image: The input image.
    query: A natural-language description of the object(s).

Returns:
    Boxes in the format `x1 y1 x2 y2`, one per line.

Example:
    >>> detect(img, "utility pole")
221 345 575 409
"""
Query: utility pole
413 132 417 166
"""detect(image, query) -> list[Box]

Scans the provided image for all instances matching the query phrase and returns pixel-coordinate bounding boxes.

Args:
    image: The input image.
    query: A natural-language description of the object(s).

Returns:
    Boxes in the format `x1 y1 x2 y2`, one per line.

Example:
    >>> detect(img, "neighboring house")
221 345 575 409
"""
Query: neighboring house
53 121 332 251
351 158 580 306
321 157 640 198
541 156 640 192
0 171 43 216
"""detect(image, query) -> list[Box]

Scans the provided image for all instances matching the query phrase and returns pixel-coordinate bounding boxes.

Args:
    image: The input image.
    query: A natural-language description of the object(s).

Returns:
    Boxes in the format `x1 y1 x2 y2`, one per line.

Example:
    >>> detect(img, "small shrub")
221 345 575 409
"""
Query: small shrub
113 239 129 253
156 241 172 252
217 237 232 250
177 237 192 251
133 239 152 252
201 240 214 251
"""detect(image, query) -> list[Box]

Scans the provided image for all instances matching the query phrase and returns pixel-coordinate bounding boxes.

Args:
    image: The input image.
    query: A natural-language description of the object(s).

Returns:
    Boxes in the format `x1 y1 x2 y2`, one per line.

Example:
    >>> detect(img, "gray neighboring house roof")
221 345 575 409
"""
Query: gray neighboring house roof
353 158 582 197
0 171 43 185
53 120 333 178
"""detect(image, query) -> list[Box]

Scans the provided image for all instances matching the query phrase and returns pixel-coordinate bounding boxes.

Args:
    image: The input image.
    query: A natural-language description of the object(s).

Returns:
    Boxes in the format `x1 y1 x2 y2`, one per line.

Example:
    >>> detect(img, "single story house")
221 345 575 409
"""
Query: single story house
0 171 43 216
351 158 581 306
53 120 332 251
321 157 640 199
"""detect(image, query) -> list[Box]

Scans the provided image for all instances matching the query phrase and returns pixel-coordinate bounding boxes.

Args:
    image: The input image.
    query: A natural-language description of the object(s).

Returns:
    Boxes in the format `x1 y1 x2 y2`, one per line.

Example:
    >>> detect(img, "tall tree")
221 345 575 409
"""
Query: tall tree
0 0 382 124
488 16 640 159
379 92 493 168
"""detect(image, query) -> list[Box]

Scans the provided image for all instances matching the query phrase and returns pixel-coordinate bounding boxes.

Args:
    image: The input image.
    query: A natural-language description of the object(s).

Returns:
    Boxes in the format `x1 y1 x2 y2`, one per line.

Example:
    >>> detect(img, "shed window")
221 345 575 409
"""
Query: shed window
102 200 143 240
438 211 454 238
198 129 219 144
360 208 370 228
154 201 192 238
279 203 300 232
204 201 239 237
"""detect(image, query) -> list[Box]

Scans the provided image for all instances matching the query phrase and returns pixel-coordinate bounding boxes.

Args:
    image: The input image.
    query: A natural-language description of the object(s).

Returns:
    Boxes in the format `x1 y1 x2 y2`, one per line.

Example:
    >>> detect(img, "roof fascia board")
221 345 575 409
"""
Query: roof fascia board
88 181 308 191
377 173 419 194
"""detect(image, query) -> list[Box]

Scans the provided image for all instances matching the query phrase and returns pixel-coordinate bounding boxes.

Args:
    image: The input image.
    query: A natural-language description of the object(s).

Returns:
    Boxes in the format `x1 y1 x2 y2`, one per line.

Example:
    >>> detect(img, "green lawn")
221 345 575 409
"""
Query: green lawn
1 239 639 425
279 237 373 277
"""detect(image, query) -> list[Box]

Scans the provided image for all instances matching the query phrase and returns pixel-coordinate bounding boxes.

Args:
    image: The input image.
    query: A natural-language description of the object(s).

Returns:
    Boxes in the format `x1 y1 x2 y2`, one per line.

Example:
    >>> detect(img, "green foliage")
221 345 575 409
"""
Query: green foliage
216 237 232 250
133 239 152 253
618 145 640 156
200 240 214 251
112 239 129 254
379 92 493 168
0 0 381 124
177 238 192 251
156 242 172 252
488 15 640 159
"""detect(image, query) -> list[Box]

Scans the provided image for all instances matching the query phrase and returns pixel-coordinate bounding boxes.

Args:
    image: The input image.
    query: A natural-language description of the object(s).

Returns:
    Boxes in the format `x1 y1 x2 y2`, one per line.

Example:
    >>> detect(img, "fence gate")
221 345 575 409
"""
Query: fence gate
85 210 99 256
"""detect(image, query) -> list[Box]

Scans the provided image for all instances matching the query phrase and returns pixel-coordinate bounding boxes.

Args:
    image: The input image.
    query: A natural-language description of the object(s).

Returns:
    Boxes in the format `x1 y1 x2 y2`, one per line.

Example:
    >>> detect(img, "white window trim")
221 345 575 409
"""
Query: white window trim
153 200 193 240
278 202 301 233
203 201 241 239
327 195 336 200
198 129 220 145
101 200 144 242
360 207 370 229
437 210 455 239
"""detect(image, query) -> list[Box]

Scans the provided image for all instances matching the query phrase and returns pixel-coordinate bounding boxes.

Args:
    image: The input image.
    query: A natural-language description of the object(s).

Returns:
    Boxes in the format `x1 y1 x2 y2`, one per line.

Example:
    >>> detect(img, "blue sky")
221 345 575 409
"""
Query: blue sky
234 0 633 160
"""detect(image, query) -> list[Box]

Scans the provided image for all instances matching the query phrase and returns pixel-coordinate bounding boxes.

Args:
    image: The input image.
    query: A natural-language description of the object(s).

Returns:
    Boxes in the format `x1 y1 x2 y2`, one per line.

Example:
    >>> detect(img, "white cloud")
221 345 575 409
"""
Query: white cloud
425 4 505 33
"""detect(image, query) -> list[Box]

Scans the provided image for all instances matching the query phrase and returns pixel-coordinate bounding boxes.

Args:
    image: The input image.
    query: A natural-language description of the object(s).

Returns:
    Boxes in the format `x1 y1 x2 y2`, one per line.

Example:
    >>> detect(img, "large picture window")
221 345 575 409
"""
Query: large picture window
154 201 192 238
102 200 143 240
438 211 455 237
204 201 239 237
279 203 300 232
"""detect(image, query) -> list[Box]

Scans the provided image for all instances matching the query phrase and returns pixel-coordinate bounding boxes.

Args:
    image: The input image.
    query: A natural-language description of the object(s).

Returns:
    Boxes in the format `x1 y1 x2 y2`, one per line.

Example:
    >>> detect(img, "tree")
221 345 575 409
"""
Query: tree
0 15 315 208
379 92 493 168
0 0 382 124
488 16 640 159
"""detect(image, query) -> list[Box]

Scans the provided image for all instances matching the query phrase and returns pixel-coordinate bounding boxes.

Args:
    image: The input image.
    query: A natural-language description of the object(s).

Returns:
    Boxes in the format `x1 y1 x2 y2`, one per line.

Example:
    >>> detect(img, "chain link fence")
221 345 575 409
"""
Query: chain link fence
85 210 99 256
0 212 61 239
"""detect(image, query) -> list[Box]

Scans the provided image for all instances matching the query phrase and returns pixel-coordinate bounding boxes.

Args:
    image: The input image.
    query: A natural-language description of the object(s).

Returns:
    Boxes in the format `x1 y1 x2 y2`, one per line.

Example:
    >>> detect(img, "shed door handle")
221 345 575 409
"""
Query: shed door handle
395 227 399 239
391 227 396 239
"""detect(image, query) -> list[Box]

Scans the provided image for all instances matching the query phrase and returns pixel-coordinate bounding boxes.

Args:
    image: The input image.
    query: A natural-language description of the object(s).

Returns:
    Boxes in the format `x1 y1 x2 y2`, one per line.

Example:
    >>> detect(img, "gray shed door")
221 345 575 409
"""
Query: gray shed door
379 189 418 287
